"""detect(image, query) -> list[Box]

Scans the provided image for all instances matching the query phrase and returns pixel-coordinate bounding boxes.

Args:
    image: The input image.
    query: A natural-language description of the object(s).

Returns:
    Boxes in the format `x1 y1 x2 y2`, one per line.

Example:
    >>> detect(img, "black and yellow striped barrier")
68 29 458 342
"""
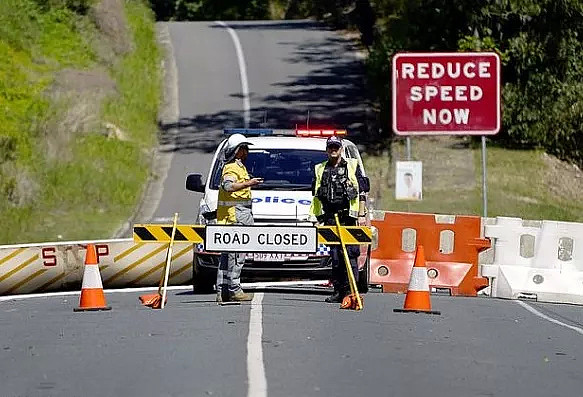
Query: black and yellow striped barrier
316 226 372 245
133 224 372 245
133 225 205 243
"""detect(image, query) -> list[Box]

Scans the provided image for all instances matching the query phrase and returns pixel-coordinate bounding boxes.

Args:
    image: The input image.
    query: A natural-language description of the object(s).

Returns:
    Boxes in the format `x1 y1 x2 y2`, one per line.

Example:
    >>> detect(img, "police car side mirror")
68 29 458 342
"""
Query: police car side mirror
186 173 205 193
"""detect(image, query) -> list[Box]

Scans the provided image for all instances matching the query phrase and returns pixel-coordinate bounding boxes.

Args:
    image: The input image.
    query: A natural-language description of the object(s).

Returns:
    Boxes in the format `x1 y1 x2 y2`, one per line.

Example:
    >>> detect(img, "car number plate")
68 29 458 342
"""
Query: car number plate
253 253 287 262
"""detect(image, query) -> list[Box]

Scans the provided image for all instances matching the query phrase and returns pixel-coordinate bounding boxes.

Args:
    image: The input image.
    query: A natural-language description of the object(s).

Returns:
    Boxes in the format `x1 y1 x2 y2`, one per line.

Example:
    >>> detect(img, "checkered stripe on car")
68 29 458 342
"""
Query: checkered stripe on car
316 244 330 256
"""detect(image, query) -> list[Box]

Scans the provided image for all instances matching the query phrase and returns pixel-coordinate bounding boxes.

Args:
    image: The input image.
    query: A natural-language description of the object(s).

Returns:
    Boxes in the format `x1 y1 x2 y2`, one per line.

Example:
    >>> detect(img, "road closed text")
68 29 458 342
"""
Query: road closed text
212 231 309 246
392 53 500 135
205 225 317 253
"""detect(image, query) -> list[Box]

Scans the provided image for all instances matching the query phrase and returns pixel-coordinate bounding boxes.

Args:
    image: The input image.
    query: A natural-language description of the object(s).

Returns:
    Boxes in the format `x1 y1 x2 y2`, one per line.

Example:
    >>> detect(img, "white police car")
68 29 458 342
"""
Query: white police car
186 128 372 293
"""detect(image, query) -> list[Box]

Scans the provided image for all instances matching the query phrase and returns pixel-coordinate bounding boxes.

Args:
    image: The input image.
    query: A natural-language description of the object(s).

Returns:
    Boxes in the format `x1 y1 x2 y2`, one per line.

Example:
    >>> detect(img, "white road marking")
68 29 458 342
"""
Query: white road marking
247 292 267 397
216 21 250 128
0 281 327 303
516 300 583 336
0 286 191 302
243 280 330 289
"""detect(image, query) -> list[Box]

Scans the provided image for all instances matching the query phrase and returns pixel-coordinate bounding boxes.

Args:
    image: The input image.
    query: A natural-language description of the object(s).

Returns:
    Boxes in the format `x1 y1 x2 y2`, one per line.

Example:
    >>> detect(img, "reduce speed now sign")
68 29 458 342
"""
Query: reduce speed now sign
392 52 500 135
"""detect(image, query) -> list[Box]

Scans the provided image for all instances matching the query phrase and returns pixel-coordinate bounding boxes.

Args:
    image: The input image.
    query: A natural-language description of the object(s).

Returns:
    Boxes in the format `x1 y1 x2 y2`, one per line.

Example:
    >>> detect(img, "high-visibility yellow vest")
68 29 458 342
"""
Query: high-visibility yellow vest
309 158 359 219
217 160 252 224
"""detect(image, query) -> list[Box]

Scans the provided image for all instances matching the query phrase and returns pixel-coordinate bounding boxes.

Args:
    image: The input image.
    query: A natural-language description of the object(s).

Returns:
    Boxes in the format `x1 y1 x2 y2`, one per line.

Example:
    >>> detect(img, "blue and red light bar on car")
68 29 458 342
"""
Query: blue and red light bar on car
224 128 347 137
295 129 347 137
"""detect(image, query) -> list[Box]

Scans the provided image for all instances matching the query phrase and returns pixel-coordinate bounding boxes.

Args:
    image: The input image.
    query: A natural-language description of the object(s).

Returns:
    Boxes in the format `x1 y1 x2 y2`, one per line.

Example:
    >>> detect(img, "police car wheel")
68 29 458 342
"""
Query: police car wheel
192 256 216 294
193 276 215 294
193 273 215 294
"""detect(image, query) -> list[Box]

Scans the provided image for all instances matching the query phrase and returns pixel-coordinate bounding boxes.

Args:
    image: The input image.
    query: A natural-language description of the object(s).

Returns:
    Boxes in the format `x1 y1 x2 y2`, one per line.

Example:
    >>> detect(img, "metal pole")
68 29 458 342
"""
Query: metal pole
406 137 412 160
481 135 488 218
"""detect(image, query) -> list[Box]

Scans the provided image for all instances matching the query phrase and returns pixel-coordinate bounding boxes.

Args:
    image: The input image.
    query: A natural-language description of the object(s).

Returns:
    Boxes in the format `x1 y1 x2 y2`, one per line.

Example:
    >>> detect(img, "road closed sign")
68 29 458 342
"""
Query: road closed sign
205 225 317 253
392 52 500 135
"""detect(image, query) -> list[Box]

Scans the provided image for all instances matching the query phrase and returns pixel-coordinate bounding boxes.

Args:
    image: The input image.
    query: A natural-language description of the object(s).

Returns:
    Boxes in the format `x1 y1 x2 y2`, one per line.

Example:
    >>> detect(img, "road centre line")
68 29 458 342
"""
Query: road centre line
215 21 250 128
247 292 267 397
516 300 583 336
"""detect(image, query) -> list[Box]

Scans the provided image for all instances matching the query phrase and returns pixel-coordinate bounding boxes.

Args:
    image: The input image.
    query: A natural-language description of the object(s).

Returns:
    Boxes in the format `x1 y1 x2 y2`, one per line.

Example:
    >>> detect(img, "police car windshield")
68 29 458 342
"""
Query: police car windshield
210 149 328 190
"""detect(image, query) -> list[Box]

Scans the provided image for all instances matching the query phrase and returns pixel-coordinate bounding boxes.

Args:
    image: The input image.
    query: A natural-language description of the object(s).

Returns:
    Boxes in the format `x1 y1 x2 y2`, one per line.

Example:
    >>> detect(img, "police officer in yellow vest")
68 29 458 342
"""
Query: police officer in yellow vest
309 135 369 303
216 133 263 304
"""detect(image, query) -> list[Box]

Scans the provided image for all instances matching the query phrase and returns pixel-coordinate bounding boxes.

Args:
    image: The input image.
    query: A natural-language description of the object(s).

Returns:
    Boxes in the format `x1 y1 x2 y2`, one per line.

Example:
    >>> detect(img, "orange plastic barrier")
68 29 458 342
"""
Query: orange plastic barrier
370 211 490 296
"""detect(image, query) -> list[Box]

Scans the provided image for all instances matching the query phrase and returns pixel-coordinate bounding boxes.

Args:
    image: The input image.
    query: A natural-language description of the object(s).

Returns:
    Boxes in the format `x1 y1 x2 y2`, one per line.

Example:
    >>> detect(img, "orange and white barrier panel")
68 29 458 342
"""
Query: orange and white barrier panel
370 211 490 296
0 239 193 295
482 217 583 305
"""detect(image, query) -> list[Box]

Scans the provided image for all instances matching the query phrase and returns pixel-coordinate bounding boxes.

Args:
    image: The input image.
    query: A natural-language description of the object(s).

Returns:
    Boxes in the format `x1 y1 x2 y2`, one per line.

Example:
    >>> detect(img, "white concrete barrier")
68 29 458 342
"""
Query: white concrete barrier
482 216 583 305
0 239 193 295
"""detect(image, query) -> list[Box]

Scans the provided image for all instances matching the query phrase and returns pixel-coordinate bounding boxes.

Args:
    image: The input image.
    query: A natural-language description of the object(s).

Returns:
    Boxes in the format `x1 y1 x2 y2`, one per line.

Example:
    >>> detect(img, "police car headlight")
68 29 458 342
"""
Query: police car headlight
371 225 378 251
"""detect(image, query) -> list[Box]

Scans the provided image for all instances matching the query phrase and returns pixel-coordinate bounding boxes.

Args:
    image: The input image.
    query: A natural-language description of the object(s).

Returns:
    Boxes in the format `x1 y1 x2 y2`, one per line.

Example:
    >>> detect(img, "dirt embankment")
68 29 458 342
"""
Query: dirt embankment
43 0 131 161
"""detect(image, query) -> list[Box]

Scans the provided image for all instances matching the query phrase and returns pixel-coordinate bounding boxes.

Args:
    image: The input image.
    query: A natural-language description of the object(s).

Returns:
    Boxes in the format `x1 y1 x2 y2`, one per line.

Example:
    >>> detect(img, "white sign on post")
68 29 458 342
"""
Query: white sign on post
395 161 423 201
205 226 317 253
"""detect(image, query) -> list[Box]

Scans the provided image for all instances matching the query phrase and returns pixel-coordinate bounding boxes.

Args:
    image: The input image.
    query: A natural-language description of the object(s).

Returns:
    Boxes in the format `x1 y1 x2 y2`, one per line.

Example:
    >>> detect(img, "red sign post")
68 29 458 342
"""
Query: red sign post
392 52 500 135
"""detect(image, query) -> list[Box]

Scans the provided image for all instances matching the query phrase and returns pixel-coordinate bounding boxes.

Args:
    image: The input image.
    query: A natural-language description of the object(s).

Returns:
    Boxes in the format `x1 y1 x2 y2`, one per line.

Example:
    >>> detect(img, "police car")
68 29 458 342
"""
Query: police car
186 128 373 293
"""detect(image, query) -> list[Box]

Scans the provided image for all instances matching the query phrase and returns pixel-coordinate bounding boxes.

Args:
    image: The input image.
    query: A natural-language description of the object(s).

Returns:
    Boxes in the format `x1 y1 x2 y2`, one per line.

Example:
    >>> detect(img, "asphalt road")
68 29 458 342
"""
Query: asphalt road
151 20 367 224
1 289 582 397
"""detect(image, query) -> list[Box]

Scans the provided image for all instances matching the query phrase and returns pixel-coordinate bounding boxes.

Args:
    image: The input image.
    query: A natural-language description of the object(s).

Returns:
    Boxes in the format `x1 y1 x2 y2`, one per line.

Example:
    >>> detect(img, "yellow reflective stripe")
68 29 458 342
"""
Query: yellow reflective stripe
129 245 191 285
169 262 191 280
179 228 204 242
168 246 194 279
0 254 39 283
115 243 145 262
6 269 48 294
149 227 173 242
0 248 27 266
129 260 165 285
38 272 66 292
105 244 169 284
217 200 252 206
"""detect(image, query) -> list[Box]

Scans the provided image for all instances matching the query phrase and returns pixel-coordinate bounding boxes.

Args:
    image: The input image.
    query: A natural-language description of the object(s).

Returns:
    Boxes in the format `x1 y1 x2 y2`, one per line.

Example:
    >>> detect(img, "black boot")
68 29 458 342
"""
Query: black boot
325 285 348 303
325 291 343 303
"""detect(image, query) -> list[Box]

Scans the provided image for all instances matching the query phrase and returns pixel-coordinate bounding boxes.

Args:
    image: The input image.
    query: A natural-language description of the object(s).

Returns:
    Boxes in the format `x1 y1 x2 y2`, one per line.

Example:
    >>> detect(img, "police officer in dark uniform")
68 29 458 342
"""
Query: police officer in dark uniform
309 136 369 303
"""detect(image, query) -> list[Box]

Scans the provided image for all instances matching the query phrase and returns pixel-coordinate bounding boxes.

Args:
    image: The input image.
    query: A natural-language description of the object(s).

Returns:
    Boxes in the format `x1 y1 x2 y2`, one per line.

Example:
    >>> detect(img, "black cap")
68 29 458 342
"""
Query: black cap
326 135 343 148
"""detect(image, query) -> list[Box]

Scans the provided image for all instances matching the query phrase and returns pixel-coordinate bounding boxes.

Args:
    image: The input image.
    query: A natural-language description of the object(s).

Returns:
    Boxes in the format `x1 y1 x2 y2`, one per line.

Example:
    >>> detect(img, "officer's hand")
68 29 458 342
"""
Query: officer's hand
247 177 264 187
357 215 367 226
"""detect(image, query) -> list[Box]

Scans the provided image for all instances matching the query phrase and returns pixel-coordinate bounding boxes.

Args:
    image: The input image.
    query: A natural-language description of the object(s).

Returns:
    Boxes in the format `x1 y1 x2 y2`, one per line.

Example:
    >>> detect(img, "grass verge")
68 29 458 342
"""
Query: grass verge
362 137 583 222
0 0 160 244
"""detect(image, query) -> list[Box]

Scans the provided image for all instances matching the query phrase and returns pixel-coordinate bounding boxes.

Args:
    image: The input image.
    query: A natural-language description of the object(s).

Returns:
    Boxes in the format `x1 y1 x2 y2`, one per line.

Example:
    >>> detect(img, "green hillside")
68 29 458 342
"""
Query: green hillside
0 0 160 244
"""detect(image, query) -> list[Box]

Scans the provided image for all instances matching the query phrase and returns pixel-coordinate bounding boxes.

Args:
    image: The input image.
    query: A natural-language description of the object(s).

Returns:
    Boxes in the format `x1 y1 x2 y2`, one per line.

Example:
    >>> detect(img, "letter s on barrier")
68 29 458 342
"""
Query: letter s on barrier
42 247 57 267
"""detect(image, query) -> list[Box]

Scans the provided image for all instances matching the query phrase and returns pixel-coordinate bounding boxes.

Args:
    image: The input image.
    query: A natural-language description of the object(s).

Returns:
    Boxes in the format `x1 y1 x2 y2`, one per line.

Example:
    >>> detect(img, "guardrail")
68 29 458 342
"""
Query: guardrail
0 239 192 295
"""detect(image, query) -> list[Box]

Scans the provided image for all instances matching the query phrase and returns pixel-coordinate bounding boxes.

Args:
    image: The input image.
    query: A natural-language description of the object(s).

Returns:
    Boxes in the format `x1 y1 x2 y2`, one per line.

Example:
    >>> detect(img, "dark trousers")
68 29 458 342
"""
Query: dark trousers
323 214 359 293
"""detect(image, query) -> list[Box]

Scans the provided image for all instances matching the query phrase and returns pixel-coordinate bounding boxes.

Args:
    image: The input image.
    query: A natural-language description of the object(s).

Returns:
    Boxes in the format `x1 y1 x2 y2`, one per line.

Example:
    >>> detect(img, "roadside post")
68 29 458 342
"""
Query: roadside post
392 52 501 216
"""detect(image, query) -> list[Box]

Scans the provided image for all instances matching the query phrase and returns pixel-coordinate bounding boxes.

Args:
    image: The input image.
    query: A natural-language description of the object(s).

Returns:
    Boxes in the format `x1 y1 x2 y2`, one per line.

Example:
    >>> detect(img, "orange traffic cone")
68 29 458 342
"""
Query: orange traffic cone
393 245 440 315
74 244 111 312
